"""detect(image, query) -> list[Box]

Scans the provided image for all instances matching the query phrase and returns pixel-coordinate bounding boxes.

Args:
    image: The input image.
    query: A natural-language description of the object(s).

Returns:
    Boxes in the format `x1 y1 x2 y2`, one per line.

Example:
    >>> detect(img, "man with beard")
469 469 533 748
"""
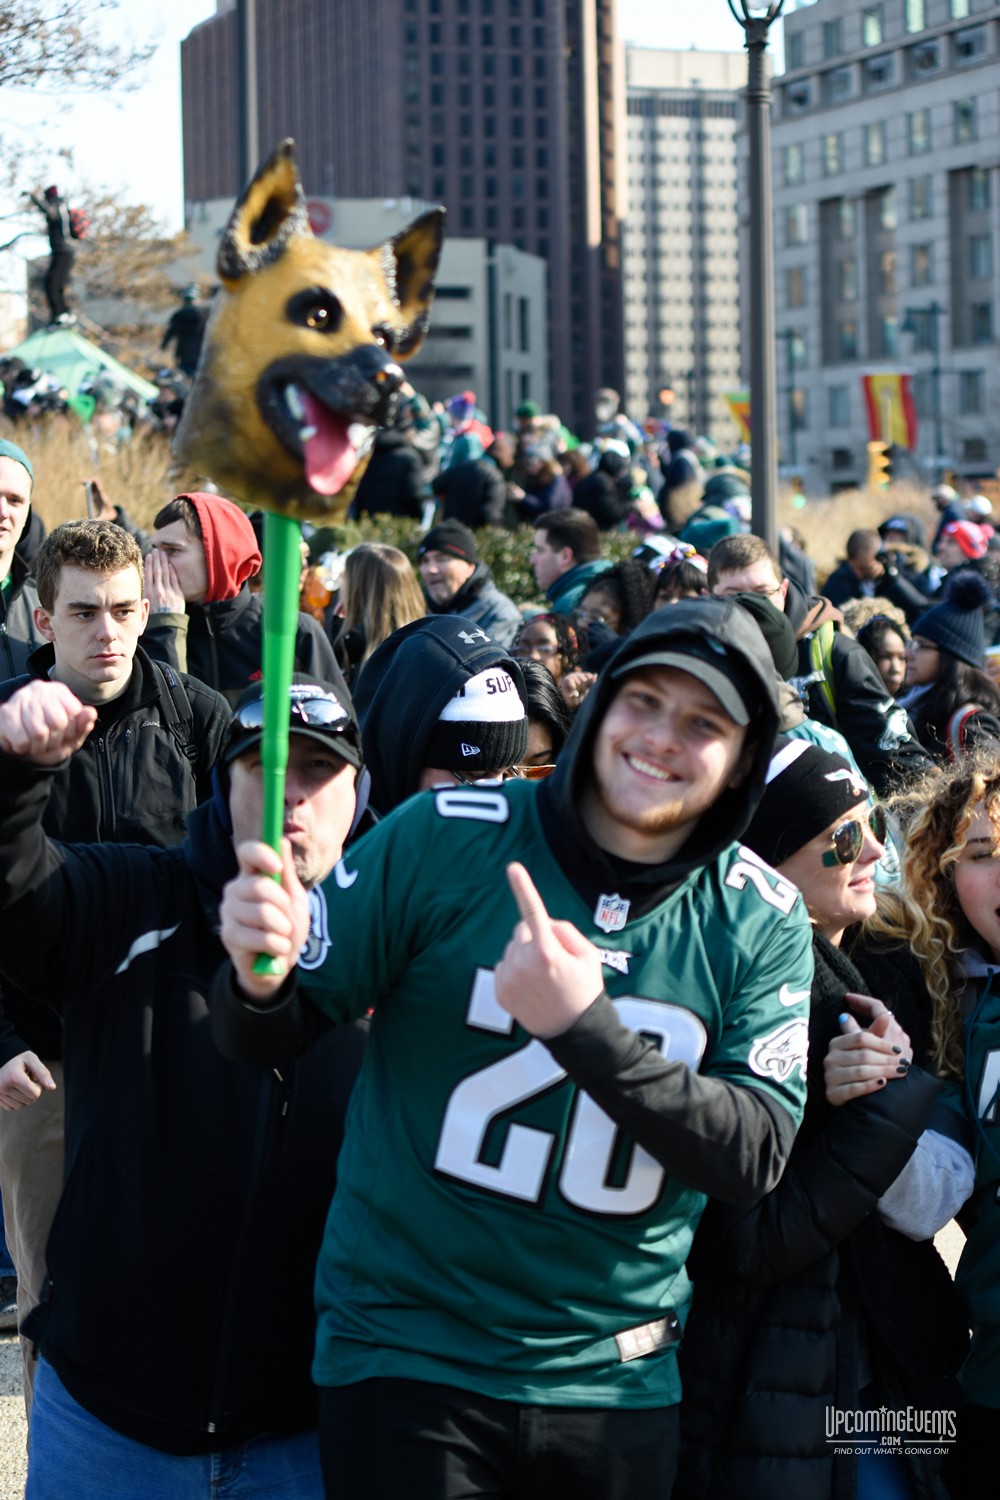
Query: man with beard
214 598 813 1500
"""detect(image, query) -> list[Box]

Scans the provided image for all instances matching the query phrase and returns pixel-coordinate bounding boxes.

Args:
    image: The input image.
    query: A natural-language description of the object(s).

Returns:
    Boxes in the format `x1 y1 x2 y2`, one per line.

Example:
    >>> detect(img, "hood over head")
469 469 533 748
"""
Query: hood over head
543 596 781 886
353 615 528 814
183 492 262 603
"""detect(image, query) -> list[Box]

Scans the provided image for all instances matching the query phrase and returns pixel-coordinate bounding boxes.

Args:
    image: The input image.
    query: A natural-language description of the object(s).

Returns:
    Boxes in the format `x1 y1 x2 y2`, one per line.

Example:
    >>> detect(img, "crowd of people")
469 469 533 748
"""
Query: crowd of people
1 388 1000 1500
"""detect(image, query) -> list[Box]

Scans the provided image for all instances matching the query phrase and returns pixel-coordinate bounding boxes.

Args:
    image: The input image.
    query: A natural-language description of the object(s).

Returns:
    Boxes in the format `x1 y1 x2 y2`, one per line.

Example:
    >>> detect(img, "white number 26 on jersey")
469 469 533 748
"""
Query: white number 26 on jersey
433 969 706 1217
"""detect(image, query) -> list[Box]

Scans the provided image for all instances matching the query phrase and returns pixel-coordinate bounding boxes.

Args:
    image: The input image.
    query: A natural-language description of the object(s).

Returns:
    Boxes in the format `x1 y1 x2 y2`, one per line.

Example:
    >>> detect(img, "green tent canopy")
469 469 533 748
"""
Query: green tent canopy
2 326 158 406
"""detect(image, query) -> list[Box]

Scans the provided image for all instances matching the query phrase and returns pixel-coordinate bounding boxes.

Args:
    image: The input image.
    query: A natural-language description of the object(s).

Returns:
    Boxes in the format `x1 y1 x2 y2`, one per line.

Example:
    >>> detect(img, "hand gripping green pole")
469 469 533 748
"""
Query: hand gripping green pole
252 511 303 977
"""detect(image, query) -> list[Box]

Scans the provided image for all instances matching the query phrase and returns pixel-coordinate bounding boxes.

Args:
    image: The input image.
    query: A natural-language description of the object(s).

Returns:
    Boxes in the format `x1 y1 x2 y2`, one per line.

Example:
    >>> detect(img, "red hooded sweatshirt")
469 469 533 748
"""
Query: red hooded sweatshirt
183 493 262 603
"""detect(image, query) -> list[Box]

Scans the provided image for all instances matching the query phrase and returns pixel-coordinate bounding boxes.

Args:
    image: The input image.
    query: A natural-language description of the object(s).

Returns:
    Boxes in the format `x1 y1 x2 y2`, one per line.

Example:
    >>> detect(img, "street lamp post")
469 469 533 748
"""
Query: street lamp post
728 0 785 550
236 0 259 187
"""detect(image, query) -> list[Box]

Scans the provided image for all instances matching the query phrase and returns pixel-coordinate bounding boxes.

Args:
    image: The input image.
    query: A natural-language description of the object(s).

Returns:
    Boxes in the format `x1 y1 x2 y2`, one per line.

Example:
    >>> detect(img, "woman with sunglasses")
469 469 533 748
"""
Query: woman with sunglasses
900 572 1000 761
677 740 966 1500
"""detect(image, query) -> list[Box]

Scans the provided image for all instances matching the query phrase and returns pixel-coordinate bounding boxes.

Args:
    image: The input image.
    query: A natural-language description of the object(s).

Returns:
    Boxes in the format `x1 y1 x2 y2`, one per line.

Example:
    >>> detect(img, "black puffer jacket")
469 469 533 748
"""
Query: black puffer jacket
677 933 966 1500
143 584 345 705
0 645 231 1065
0 757 366 1454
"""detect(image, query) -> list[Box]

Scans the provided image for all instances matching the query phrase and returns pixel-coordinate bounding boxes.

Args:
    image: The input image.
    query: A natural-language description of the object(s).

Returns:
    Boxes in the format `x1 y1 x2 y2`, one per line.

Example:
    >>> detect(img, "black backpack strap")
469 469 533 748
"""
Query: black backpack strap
150 660 199 764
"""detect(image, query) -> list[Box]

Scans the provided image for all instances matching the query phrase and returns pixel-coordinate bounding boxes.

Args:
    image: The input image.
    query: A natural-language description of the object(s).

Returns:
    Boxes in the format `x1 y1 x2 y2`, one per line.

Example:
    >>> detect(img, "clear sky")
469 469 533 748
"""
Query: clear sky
2 0 772 241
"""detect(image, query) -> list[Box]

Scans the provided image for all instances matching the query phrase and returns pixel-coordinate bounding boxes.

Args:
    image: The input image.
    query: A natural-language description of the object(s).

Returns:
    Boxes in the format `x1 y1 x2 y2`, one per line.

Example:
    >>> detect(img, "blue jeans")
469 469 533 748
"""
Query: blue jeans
0 1193 16 1278
28 1360 324 1499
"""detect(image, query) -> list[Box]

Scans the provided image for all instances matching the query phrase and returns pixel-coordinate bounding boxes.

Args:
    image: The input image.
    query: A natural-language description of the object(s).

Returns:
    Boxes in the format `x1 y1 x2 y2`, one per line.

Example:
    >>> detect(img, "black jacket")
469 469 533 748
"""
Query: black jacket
352 429 425 519
573 466 631 531
784 580 933 794
677 933 965 1500
0 552 44 678
432 454 507 528
0 758 366 1453
143 584 345 706
0 645 231 1064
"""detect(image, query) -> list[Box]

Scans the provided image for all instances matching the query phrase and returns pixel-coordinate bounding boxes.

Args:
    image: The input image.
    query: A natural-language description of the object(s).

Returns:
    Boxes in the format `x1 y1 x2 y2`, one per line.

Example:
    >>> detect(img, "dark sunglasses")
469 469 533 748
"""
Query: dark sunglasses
233 689 360 754
821 804 888 867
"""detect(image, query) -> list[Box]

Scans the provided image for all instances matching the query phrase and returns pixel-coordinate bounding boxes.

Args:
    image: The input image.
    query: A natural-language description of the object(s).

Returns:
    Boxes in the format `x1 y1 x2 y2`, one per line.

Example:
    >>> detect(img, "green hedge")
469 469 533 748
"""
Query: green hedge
307 516 639 608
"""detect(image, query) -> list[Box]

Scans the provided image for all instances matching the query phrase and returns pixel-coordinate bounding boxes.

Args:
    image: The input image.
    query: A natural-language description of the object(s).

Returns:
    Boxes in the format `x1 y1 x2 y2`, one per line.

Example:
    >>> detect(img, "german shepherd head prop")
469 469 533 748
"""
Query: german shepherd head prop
174 140 445 522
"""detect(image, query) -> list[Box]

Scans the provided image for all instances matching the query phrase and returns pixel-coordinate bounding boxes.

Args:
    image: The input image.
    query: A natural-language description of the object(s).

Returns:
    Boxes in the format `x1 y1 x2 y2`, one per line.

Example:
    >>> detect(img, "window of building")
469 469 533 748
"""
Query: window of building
971 303 994 344
908 109 931 154
831 447 855 471
910 174 932 218
880 186 897 229
963 436 988 462
955 27 988 65
786 204 808 246
432 143 445 167
787 31 805 70
839 199 857 239
909 38 940 75
509 23 521 44
865 121 887 167
460 206 474 231
787 267 807 308
971 234 993 280
970 168 991 211
518 297 530 353
823 133 844 175
862 6 883 47
824 67 853 105
828 386 851 427
960 370 984 412
955 99 977 142
823 20 842 58
911 244 933 286
839 321 858 360
950 0 970 15
791 389 809 430
784 79 812 115
881 250 898 295
784 144 804 186
839 259 858 301
905 0 925 33
881 316 900 357
864 53 894 89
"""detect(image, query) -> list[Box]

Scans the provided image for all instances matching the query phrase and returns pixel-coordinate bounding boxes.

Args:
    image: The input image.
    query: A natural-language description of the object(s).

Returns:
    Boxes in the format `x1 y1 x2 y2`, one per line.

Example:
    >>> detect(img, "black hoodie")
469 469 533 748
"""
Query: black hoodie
353 614 527 815
538 595 781 920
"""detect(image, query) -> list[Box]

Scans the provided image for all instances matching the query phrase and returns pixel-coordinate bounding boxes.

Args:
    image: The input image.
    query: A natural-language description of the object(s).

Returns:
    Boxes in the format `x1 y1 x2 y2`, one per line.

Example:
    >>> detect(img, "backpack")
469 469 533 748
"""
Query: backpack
68 206 89 241
150 661 199 771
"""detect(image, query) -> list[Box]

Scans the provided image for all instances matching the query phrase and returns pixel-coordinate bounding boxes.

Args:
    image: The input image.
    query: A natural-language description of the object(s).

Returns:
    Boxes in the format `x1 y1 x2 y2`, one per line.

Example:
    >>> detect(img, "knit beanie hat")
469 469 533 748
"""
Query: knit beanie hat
911 571 992 667
0 439 34 485
418 520 479 566
422 666 528 777
742 739 868 868
940 520 988 561
732 592 799 681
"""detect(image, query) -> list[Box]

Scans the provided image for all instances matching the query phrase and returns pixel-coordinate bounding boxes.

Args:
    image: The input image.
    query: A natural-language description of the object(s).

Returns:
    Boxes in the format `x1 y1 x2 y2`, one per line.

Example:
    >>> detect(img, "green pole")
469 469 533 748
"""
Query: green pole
252 509 302 977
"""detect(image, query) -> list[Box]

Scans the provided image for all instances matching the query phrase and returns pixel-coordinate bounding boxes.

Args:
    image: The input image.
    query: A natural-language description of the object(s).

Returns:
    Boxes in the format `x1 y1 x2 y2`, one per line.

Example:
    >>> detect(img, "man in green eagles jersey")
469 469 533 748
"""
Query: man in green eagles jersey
214 599 813 1500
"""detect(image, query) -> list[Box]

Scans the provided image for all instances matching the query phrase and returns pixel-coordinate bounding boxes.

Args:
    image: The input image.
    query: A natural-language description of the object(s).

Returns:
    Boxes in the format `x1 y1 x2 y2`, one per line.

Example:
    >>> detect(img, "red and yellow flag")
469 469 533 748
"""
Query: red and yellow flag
861 372 918 449
724 390 751 443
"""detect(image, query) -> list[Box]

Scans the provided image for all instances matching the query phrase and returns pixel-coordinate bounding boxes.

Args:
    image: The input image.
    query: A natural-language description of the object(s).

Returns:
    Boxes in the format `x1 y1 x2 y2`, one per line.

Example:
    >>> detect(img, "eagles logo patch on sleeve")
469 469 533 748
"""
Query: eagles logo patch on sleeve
748 1018 808 1084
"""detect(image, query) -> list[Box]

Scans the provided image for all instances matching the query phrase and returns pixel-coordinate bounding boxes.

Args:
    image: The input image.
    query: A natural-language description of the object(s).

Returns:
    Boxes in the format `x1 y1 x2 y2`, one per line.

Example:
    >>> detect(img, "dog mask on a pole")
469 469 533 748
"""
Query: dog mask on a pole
174 139 445 523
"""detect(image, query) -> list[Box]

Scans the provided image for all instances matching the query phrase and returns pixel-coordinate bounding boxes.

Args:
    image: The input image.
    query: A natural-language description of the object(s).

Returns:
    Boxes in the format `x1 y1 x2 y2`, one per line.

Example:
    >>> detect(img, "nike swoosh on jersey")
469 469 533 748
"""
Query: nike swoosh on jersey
333 860 358 889
778 983 811 1008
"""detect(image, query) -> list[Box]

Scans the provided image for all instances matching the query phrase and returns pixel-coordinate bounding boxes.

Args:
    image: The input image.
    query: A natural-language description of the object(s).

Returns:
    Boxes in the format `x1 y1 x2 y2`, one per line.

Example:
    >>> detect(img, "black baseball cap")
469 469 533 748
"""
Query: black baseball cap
223 674 363 770
612 634 762 726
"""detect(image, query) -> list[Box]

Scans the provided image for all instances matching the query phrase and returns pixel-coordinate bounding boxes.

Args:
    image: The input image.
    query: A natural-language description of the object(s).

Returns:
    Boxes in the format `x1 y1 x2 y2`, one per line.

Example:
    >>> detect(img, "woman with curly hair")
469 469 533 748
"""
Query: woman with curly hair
900 573 1000 760
510 611 579 687
872 756 1000 1498
574 558 657 639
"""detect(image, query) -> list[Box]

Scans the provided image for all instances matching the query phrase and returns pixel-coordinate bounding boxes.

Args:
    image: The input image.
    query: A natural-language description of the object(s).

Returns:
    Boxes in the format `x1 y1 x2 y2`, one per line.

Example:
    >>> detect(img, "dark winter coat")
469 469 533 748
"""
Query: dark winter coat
0 552 44 678
677 933 966 1500
0 644 231 1065
352 429 425 519
784 579 933 794
422 561 522 647
432 455 508 529
0 759 366 1454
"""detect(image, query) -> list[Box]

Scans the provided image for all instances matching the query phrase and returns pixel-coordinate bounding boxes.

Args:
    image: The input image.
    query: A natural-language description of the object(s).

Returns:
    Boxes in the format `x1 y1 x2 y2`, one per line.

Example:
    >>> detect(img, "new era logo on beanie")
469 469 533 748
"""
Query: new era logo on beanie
423 667 528 777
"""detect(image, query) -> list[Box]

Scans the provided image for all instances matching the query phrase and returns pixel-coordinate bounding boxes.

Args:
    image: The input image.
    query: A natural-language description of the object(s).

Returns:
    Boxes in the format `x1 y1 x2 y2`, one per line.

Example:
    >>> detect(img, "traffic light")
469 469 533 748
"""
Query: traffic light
867 440 892 490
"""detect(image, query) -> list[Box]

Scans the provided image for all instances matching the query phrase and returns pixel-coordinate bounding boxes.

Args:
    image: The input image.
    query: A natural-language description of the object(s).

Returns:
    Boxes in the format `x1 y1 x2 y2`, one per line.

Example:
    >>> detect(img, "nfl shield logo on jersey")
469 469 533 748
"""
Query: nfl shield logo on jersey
594 892 630 934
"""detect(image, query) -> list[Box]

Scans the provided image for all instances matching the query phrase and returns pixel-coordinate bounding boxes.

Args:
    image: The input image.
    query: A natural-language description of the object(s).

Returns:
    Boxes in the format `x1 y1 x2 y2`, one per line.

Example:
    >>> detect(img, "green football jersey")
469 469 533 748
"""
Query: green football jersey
300 781 811 1408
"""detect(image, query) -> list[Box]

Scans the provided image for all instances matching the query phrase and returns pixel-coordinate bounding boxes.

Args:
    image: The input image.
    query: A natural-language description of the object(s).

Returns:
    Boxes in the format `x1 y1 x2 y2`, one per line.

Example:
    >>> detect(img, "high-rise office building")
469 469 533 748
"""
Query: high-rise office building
180 0 624 434
622 47 744 442
773 0 1000 492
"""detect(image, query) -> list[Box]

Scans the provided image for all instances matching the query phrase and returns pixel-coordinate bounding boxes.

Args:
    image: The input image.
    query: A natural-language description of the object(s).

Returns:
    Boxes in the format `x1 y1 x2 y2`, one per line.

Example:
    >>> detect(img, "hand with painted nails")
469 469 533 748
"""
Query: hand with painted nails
824 994 914 1108
494 862 604 1039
